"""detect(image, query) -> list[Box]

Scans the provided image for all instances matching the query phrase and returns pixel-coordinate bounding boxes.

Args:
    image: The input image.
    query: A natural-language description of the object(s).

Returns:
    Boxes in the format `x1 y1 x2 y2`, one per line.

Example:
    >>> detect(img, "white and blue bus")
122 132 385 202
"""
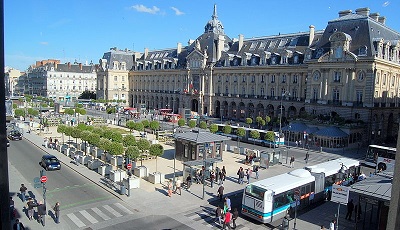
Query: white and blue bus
215 124 283 148
363 144 396 172
242 158 360 223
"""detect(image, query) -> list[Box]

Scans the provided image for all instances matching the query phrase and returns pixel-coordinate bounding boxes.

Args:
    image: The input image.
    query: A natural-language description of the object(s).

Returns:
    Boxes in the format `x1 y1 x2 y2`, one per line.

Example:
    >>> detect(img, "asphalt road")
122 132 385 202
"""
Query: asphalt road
8 139 114 210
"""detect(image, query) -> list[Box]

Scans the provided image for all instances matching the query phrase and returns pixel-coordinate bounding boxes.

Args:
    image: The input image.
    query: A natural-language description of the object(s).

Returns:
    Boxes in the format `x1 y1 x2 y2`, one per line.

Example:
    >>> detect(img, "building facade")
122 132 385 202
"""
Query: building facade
127 6 400 145
4 68 22 97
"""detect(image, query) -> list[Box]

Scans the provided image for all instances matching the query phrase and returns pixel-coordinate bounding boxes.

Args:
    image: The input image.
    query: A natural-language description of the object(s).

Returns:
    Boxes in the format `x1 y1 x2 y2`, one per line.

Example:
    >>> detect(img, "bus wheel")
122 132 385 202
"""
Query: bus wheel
377 163 386 172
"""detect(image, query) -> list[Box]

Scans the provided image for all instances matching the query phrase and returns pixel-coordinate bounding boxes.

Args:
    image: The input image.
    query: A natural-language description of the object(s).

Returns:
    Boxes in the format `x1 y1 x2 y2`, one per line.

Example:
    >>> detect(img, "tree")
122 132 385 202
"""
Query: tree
245 118 253 127
64 126 74 146
256 116 265 129
87 133 100 147
80 130 91 154
199 121 207 129
64 108 75 116
149 144 164 172
136 138 150 166
250 130 260 145
222 125 232 136
149 120 160 134
12 103 17 109
75 103 84 108
110 132 123 143
237 127 246 147
14 109 25 117
103 129 114 140
92 127 104 137
106 107 116 115
78 90 96 100
177 118 185 127
265 115 271 124
141 119 150 128
99 138 112 152
122 134 136 147
108 142 124 156
57 125 67 144
188 119 197 128
264 131 275 148
134 122 144 132
126 120 135 133
76 123 87 131
125 146 140 164
71 127 82 144
209 124 218 133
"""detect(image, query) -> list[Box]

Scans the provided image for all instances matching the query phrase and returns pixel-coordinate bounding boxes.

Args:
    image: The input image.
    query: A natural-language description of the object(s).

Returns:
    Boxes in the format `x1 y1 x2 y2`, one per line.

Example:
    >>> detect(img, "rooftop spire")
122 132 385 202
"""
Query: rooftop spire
204 4 224 35
212 4 218 19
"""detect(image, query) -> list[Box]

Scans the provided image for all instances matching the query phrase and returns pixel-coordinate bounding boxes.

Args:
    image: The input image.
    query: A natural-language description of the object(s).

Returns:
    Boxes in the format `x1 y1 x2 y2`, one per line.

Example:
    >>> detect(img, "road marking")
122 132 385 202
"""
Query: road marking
79 210 98 224
91 207 111 220
114 203 133 214
67 213 86 228
104 204 122 217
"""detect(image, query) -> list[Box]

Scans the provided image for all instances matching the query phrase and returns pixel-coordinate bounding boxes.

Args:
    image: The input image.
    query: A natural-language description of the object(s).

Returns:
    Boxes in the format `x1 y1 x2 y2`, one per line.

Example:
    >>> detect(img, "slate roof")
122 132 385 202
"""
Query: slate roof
304 127 319 134
282 122 309 132
350 171 392 202
174 129 230 144
314 126 348 138
101 48 136 70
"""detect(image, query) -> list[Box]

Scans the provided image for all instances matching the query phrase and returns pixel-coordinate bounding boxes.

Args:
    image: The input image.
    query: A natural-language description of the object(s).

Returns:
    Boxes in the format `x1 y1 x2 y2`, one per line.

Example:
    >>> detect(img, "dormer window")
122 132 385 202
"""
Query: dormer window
358 46 368 56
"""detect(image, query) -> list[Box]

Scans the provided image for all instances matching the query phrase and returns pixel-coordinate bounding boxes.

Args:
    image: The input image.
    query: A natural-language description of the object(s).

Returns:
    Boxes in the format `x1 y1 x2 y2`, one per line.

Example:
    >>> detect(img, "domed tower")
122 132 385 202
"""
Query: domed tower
204 4 224 35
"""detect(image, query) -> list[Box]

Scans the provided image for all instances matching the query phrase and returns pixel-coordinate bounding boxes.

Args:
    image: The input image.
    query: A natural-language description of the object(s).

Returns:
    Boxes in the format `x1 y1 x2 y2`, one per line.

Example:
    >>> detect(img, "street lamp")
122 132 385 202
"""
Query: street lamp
279 92 290 147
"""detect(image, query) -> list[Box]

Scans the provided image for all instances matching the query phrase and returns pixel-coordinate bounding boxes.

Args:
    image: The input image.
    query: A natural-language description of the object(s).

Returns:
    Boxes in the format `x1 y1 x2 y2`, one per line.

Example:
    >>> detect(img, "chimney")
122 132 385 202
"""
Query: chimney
188 39 195 45
369 12 380 21
309 25 315 47
338 10 352 17
177 42 182 55
355 7 370 16
144 48 149 59
68 62 71 68
217 35 225 60
378 16 386 25
238 34 244 51
54 62 58 69
79 63 82 70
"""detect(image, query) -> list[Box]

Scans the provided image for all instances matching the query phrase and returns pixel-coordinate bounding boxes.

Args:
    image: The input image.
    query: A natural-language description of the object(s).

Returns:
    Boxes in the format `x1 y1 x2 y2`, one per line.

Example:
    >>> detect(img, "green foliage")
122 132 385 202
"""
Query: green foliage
245 118 253 127
49 102 54 107
14 109 25 117
78 90 96 100
75 103 84 108
27 108 39 116
237 128 246 138
80 130 92 143
265 116 271 124
222 125 232 135
141 119 150 128
106 107 116 114
40 103 48 108
126 120 135 133
125 146 140 160
209 124 218 133
86 126 94 132
103 129 114 140
92 127 104 137
264 131 275 142
77 123 87 131
188 120 197 128
64 108 75 116
57 125 67 135
122 135 136 147
76 108 87 115
256 116 263 124
99 138 112 151
71 127 82 139
134 122 144 132
108 142 124 156
149 144 164 158
199 121 207 129
149 120 160 132
177 118 185 127
250 130 260 140
110 132 123 143
64 126 74 137
87 133 100 146
12 103 17 109
136 138 150 152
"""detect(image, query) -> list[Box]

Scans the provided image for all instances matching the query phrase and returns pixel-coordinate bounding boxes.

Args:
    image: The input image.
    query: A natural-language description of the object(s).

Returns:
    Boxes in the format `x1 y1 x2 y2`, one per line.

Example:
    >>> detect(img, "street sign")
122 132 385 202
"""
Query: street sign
40 175 48 183
127 163 132 170
331 184 350 205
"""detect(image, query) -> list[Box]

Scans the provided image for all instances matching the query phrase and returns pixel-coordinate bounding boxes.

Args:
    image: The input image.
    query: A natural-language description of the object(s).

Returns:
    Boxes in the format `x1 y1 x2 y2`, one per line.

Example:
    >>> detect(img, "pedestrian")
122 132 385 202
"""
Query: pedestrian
43 137 48 148
210 170 215 188
53 202 60 224
345 199 354 220
219 171 224 185
218 185 224 201
304 152 309 164
9 197 15 220
329 219 336 230
295 140 298 147
174 178 182 195
215 206 223 225
282 215 289 230
222 166 226 181
290 156 295 168
19 183 28 202
215 167 220 184
37 201 46 226
167 180 173 197
74 153 80 165
320 225 326 230
232 207 239 229
186 174 192 191
13 219 25 230
225 197 231 211
239 168 245 184
254 165 259 179
236 167 241 184
49 137 53 148
246 168 251 184
222 210 232 229
27 198 36 221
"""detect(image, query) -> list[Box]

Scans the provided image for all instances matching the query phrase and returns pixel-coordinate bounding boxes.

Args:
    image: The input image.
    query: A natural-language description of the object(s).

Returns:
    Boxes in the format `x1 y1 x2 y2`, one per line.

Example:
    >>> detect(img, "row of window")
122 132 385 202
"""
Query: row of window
114 76 126 81
48 74 95 79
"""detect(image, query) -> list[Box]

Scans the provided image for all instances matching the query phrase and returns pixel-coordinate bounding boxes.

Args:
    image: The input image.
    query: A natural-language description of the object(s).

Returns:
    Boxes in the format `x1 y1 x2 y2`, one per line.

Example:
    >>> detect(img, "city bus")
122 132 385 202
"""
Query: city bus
364 144 396 172
242 158 360 223
164 113 181 123
158 109 172 115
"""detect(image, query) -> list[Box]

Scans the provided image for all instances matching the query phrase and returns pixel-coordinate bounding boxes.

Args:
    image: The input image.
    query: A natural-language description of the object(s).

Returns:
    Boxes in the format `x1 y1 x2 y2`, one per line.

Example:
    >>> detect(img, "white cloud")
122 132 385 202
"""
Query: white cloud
383 1 390 7
40 42 48 45
130 4 160 14
171 7 184 16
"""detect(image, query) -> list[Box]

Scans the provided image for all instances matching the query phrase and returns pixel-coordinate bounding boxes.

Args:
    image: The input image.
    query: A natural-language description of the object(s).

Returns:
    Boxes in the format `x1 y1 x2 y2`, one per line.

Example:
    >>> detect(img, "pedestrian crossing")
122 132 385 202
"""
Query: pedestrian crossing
182 206 250 229
64 202 133 228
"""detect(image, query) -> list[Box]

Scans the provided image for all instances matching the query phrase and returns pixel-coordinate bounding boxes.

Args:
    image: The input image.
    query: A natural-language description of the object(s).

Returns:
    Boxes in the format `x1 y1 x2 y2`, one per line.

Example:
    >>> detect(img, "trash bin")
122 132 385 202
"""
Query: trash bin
120 184 126 195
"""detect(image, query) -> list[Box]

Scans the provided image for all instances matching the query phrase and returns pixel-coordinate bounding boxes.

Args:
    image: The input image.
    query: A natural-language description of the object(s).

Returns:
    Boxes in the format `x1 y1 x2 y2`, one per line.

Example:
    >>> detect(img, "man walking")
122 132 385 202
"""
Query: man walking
254 165 259 179
186 175 192 191
53 202 60 224
210 170 215 188
239 168 245 184
345 199 354 220
174 178 182 195
215 206 223 226
290 156 295 168
232 208 239 229
222 210 232 229
218 185 224 201
304 152 310 164
37 201 46 226
19 184 27 202
27 198 36 221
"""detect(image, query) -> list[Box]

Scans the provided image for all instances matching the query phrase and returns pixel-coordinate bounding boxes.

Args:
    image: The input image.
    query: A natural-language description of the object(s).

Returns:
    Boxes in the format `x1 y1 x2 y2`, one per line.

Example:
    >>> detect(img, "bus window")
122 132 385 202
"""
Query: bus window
245 185 266 200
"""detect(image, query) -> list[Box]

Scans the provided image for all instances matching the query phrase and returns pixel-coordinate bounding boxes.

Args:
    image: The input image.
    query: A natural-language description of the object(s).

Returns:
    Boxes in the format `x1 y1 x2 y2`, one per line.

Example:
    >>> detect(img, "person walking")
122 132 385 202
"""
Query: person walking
37 201 46 226
222 210 232 229
304 152 310 164
210 170 215 188
27 198 36 221
53 202 60 224
19 184 27 202
329 219 336 230
225 197 231 211
174 178 182 195
345 199 354 220
239 168 245 184
246 168 251 184
232 208 239 229
13 219 25 230
186 175 192 191
236 167 242 184
222 166 226 182
218 185 224 201
290 156 295 168
215 206 223 226
219 171 224 185
9 197 15 220
167 180 173 197
215 167 220 185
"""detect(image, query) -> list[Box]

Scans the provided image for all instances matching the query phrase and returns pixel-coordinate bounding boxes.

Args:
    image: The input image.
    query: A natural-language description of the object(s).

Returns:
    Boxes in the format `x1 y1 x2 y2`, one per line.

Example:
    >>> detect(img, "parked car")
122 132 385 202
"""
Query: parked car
8 130 22 140
40 155 61 171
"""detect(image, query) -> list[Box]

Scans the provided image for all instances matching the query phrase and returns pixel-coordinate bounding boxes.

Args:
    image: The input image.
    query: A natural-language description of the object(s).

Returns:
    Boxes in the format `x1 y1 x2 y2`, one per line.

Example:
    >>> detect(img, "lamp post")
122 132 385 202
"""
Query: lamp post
279 92 290 147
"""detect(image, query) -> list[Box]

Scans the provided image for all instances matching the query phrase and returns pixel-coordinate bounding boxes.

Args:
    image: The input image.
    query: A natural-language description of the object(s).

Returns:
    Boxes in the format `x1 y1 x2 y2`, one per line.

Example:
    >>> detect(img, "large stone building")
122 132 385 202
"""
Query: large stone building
4 68 22 97
115 5 399 145
19 59 97 102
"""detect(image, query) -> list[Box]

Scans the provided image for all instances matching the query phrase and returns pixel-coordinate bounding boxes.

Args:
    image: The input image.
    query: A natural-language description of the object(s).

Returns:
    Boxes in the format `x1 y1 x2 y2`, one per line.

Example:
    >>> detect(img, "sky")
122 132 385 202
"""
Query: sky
4 0 400 71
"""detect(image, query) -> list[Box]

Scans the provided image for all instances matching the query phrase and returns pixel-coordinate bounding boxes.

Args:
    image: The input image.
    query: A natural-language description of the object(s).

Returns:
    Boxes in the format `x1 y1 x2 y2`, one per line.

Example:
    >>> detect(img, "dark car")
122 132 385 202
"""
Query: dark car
8 130 22 140
40 155 61 171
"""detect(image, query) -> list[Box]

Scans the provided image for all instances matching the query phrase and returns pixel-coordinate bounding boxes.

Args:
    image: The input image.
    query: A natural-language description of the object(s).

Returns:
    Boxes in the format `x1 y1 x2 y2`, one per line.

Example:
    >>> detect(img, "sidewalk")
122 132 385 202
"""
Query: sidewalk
12 121 344 229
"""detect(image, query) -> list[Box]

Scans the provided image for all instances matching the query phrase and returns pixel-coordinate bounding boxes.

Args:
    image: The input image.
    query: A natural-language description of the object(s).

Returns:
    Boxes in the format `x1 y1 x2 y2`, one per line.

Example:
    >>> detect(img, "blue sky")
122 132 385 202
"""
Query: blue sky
5 0 400 71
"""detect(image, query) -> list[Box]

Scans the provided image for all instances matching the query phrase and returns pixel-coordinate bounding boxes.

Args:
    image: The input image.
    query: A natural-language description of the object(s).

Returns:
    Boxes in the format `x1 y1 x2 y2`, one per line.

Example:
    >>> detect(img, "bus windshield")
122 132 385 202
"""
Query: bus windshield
245 185 266 200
